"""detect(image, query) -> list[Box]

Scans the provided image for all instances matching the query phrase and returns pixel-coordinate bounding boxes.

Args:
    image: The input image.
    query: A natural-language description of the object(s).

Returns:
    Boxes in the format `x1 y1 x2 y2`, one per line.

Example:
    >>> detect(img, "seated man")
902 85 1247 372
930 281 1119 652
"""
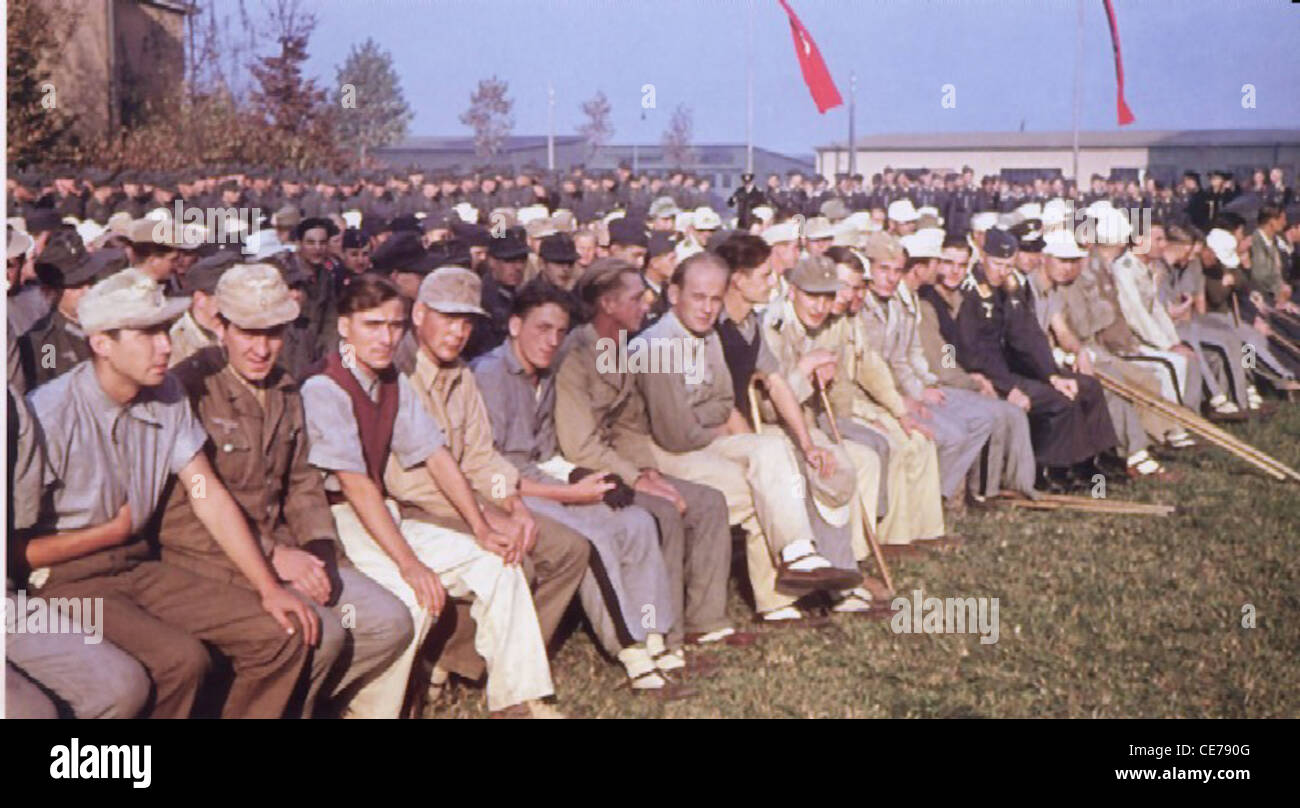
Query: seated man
956 230 1119 489
167 251 240 367
161 264 412 718
7 388 150 719
471 280 690 697
382 268 590 701
906 238 1038 499
872 231 998 505
556 258 754 654
21 268 318 719
301 275 558 718
638 251 863 625
756 255 898 613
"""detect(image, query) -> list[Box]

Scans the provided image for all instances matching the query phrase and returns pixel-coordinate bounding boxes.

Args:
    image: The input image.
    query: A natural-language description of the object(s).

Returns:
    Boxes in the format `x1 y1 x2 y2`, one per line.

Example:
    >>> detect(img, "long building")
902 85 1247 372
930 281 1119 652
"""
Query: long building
815 129 1300 185
374 136 815 190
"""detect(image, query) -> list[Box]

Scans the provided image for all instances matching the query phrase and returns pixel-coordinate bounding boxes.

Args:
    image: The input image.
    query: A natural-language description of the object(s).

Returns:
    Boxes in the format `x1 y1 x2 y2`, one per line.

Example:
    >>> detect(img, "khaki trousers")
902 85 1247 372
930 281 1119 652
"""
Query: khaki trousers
331 500 553 715
842 416 946 544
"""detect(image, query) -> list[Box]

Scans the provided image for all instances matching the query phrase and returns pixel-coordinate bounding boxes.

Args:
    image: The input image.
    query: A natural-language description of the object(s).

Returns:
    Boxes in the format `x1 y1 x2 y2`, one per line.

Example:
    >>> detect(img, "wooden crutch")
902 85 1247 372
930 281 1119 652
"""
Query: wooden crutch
815 375 894 595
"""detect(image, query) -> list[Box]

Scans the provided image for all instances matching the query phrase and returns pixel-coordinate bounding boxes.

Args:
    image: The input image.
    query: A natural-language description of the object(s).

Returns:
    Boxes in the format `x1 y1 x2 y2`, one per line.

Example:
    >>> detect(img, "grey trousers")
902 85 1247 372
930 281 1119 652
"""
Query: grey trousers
823 414 891 518
524 496 676 653
6 617 150 719
633 474 732 648
300 565 414 718
923 387 999 500
971 396 1039 498
1204 312 1296 381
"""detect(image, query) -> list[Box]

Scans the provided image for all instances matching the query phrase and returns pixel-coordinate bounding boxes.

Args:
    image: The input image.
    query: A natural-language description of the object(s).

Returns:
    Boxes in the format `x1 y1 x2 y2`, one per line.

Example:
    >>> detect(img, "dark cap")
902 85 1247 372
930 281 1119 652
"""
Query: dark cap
341 228 368 249
34 229 88 283
983 228 1019 259
183 250 242 295
40 245 128 289
26 208 63 234
371 231 432 275
452 220 492 248
426 238 474 269
647 231 676 259
488 232 529 260
538 233 578 263
294 217 339 241
607 217 648 248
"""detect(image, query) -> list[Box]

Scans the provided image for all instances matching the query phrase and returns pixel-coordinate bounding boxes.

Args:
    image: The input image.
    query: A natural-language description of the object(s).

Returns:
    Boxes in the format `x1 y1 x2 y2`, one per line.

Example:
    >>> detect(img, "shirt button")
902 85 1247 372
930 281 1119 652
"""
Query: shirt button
223 443 234 452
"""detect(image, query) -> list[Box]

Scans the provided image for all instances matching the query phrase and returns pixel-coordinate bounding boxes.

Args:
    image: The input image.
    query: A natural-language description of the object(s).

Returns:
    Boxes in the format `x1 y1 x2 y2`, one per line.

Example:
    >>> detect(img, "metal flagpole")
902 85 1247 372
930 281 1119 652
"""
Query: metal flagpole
1072 0 1083 185
547 82 556 172
746 0 754 174
848 71 857 176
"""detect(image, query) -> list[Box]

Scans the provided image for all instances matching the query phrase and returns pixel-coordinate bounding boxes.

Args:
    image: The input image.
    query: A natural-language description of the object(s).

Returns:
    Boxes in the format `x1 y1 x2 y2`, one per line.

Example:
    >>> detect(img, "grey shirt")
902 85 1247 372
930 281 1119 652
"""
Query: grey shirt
469 340 560 483
637 310 734 453
300 355 445 490
26 360 207 535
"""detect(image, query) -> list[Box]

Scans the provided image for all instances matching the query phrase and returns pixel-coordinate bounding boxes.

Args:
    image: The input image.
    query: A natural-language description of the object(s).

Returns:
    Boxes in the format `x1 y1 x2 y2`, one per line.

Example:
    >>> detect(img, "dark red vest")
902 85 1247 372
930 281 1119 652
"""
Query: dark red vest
311 350 400 487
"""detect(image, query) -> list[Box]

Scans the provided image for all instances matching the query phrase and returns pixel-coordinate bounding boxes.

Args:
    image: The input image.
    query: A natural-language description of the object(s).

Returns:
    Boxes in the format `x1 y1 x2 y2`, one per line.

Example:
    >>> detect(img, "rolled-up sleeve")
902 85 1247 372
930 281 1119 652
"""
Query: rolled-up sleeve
391 374 444 469
301 376 368 474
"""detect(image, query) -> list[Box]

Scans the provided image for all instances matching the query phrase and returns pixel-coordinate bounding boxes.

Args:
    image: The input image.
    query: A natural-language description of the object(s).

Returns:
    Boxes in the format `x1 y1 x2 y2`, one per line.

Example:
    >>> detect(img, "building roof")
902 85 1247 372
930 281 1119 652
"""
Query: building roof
381 135 584 154
818 129 1300 152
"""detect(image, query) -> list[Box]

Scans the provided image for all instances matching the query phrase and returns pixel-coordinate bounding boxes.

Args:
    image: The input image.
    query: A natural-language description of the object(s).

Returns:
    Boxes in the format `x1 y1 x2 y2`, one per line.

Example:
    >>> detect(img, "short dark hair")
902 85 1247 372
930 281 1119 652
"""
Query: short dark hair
824 246 865 274
338 273 401 315
1258 204 1284 227
941 234 971 251
1210 211 1246 233
713 233 771 274
669 251 730 289
510 276 574 320
577 258 641 311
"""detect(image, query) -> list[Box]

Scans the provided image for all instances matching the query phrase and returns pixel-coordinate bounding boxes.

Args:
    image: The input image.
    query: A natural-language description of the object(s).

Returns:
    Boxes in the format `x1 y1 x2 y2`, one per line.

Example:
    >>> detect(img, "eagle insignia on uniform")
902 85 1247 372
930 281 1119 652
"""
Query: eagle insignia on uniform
211 416 241 434
981 301 995 318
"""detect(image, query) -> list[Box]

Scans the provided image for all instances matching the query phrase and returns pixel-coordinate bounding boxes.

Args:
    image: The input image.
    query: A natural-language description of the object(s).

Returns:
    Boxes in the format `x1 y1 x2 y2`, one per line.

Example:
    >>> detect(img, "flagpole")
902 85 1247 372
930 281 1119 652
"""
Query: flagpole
746 0 754 175
1072 0 1083 185
848 70 857 177
547 82 555 172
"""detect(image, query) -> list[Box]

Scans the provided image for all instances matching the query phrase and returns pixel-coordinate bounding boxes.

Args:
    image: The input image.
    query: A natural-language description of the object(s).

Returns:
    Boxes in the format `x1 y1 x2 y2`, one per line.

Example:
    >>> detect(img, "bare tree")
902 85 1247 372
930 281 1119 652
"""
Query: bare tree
661 103 695 168
577 90 614 159
459 76 514 159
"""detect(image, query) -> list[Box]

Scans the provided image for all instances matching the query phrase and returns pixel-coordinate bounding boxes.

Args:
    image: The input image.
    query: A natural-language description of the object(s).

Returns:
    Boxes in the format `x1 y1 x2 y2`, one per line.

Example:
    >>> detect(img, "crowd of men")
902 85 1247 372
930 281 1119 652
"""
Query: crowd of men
6 159 1300 718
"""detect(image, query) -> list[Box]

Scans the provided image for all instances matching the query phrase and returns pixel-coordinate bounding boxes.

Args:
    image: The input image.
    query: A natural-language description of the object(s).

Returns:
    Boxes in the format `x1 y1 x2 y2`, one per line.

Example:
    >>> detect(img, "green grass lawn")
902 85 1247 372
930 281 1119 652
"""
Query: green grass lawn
428 405 1300 719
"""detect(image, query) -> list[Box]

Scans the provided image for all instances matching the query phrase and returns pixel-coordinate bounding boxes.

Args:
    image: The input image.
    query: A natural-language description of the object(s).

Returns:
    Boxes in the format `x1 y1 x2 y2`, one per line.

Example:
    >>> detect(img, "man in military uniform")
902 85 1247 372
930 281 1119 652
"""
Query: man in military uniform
955 229 1118 487
728 172 767 231
21 246 129 388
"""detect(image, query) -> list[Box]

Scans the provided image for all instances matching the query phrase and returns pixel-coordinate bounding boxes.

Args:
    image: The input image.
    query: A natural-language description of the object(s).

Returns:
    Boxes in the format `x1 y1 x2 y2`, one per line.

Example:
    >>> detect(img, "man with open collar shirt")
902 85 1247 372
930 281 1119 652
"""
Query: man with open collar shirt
20 267 318 718
471 279 692 698
162 264 412 719
301 275 559 719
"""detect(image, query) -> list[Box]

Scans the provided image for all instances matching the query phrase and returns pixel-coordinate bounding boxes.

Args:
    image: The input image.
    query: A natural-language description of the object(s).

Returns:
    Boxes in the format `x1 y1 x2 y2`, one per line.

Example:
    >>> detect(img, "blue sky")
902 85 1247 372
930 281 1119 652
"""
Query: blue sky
231 0 1299 157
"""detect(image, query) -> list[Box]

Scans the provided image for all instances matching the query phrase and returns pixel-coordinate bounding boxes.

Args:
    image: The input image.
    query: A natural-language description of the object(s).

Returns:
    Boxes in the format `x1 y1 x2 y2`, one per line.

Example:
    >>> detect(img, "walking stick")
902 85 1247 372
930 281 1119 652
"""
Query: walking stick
816 375 894 595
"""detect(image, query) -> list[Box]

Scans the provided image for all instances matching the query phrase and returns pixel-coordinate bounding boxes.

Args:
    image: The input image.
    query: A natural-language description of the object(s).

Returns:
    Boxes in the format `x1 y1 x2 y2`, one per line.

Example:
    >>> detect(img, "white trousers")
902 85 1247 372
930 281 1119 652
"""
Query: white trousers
330 500 554 715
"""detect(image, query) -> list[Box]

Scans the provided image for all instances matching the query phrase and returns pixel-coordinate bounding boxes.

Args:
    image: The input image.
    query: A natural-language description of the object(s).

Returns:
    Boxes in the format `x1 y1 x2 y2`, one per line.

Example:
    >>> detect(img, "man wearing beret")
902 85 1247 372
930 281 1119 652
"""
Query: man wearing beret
20 268 319 718
21 246 130 388
161 264 412 718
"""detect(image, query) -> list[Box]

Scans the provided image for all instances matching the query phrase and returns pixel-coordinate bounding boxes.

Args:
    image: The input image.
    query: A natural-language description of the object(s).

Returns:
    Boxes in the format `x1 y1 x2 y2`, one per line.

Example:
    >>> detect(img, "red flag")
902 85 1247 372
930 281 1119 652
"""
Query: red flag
777 0 842 114
1101 0 1136 126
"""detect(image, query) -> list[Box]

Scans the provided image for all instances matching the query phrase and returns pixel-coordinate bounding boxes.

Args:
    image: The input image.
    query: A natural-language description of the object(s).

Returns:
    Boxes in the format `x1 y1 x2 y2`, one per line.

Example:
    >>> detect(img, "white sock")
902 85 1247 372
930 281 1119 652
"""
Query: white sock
781 540 830 571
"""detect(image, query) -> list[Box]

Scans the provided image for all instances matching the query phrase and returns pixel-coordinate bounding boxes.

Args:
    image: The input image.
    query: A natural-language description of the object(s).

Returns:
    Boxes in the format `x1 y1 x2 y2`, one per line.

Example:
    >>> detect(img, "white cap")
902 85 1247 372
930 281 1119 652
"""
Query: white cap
887 199 919 223
1042 198 1070 226
1206 228 1240 268
751 205 775 223
830 220 866 248
243 227 287 260
452 202 479 224
341 210 363 229
916 225 947 246
970 212 999 232
76 220 106 246
675 239 703 262
762 220 800 245
900 232 941 259
692 207 722 230
843 211 873 231
1043 233 1087 259
673 211 693 233
1094 209 1133 244
1085 199 1115 219
804 216 833 240
517 204 550 225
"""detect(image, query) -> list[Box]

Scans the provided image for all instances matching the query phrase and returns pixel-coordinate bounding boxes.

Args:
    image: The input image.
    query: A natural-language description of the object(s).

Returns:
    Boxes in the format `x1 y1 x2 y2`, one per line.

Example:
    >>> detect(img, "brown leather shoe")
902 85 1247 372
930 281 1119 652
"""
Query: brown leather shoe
684 629 760 648
776 562 863 592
